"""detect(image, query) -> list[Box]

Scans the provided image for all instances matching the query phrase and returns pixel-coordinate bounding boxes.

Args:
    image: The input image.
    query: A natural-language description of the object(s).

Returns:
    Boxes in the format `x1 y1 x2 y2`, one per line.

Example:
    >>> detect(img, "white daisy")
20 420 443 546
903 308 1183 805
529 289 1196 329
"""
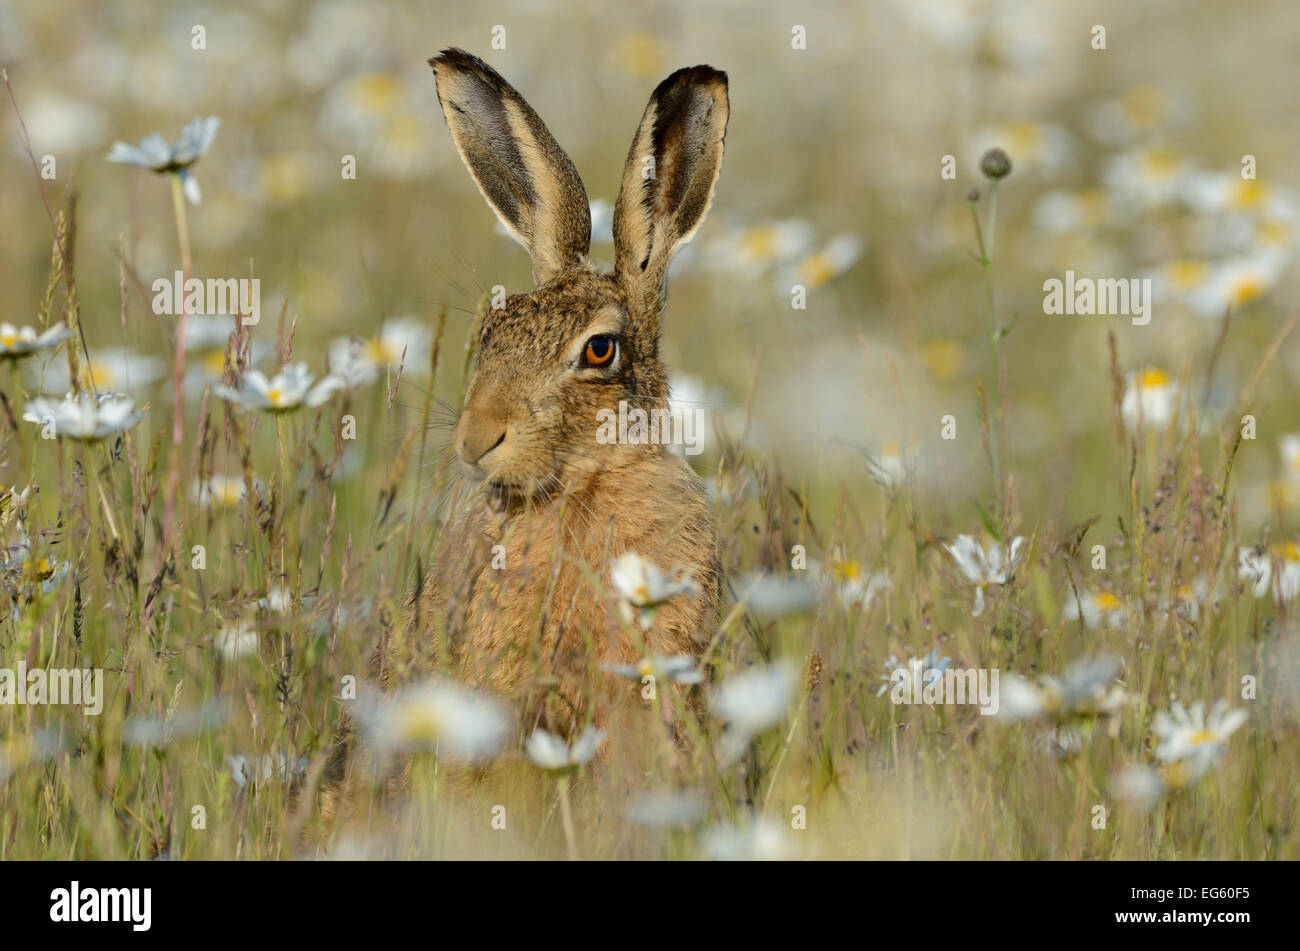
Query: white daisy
215 622 258 660
0 322 73 359
1185 252 1286 318
1238 543 1300 604
1062 590 1127 630
942 534 1026 617
609 552 699 629
821 549 891 611
327 316 432 388
865 440 921 490
781 233 863 289
875 648 952 698
1182 173 1298 220
732 571 821 618
705 817 795 861
22 392 146 441
997 655 1126 723
1148 259 1213 306
107 116 221 204
1120 368 1181 432
213 363 344 412
705 219 814 276
1102 148 1194 209
712 661 797 762
524 726 606 773
1085 85 1172 145
33 346 165 393
1151 699 1247 787
358 679 512 760
603 654 703 685
1282 435 1300 484
190 475 249 508
225 751 308 789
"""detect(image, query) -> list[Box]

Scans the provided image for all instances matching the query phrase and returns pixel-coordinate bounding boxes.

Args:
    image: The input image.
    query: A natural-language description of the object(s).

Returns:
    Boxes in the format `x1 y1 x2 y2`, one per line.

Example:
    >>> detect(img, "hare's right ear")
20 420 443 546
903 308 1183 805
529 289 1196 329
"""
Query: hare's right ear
430 48 591 286
613 66 729 320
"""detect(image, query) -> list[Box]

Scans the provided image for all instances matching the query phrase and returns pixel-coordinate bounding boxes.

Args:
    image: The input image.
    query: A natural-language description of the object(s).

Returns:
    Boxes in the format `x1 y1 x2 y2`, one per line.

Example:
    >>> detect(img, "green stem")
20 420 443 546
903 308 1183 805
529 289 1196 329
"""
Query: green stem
557 776 578 861
163 172 194 560
971 185 1003 517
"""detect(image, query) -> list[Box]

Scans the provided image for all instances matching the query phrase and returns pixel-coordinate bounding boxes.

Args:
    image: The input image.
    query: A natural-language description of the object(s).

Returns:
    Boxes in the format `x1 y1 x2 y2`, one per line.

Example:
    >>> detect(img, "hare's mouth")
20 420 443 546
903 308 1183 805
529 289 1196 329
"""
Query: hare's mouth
485 479 540 514
484 477 563 514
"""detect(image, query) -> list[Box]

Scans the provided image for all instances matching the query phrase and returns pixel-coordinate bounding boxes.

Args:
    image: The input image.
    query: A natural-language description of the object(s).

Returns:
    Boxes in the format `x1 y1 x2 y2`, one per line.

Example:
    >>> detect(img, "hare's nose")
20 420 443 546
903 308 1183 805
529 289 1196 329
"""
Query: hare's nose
457 424 508 466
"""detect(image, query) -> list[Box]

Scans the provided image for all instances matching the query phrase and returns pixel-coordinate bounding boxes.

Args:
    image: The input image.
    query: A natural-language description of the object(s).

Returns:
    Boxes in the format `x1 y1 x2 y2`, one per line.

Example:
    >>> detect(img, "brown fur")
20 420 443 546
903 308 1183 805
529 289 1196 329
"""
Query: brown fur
420 50 730 735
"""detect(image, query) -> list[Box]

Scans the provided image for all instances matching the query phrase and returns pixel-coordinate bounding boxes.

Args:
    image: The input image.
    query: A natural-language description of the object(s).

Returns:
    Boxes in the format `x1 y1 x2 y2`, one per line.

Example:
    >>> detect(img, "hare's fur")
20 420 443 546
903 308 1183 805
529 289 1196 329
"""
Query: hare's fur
419 49 730 732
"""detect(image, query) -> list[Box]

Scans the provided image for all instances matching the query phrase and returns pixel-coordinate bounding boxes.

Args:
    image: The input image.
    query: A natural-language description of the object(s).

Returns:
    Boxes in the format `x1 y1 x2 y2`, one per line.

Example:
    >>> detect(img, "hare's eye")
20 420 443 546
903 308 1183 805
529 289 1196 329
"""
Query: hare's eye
582 334 618 368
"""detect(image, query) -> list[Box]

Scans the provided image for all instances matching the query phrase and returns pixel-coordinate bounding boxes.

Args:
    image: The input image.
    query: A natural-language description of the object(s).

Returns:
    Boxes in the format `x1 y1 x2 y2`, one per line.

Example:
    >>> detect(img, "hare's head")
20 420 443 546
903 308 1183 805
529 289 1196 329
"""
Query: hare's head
430 48 728 505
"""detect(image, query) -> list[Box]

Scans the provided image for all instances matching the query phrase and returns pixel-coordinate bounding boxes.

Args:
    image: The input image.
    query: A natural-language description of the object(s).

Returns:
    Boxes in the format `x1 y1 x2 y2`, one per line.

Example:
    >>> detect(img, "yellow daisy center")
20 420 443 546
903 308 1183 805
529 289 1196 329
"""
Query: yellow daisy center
1093 591 1123 610
1139 149 1180 180
1003 121 1044 156
1138 368 1170 388
350 73 402 115
1228 274 1265 306
1119 85 1164 127
392 702 444 744
365 338 396 363
799 252 836 287
266 388 285 407
1166 260 1208 290
740 226 780 262
1257 219 1290 246
259 154 312 203
919 339 965 381
832 559 862 582
1188 729 1217 746
1230 180 1268 210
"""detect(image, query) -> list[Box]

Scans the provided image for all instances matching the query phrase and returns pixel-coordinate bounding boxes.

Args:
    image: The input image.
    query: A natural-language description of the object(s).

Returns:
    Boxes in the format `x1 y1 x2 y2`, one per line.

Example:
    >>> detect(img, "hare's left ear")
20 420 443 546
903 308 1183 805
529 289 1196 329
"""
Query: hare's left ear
613 66 729 320
430 48 591 286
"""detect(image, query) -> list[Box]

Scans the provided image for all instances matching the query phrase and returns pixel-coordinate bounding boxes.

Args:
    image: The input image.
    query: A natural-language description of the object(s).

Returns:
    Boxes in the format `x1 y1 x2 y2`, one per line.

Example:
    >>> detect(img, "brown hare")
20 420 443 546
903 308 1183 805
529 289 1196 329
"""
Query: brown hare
422 48 728 736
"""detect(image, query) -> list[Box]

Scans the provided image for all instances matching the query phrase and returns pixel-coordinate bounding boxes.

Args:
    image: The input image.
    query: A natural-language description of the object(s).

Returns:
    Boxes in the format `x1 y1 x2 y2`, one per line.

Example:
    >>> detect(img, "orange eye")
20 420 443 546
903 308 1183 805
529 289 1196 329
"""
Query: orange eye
582 335 617 367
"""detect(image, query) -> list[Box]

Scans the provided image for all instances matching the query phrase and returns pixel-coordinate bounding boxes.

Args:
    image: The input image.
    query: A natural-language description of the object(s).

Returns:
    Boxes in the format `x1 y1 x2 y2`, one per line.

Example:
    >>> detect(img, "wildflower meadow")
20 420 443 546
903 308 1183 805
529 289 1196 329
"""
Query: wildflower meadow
0 0 1297 874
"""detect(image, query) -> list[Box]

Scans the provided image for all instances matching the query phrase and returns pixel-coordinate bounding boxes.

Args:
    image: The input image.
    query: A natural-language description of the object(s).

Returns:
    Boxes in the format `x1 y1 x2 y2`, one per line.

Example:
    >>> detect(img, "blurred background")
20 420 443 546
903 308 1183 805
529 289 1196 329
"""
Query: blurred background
3 0 1299 535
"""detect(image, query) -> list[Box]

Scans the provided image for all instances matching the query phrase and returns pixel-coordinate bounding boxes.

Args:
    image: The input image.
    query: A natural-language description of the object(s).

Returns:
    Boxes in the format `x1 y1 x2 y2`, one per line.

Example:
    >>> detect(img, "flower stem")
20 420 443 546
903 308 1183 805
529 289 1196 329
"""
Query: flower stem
556 776 579 861
162 172 193 559
85 445 120 541
970 185 1003 517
